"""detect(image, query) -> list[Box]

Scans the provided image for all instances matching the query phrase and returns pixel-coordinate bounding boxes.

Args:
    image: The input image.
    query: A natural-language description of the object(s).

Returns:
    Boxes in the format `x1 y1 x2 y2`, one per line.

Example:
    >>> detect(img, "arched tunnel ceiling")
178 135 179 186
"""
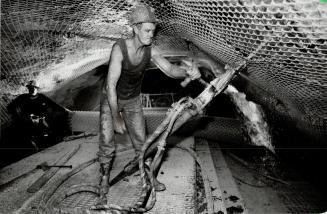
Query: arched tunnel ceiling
1 0 327 138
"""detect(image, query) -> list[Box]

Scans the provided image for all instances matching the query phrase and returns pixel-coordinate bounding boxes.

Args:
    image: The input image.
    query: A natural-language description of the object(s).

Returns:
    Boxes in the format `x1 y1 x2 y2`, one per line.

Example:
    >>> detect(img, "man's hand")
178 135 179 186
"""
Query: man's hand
113 112 126 134
181 59 201 80
179 59 202 87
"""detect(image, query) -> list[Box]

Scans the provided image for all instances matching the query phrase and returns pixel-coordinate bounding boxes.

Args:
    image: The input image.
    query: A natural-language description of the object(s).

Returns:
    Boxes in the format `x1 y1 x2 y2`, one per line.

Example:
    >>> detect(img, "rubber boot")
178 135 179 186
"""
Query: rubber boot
95 162 112 205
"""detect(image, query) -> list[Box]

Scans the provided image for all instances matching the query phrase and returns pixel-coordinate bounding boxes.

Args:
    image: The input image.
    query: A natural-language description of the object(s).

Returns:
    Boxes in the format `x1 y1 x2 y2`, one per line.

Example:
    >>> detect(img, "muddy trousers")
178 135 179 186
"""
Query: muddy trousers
97 95 146 164
96 95 145 204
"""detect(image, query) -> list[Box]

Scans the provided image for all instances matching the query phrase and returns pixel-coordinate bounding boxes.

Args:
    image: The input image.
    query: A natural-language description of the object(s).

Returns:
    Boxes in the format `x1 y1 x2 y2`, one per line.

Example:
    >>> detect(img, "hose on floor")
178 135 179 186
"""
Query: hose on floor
35 98 214 214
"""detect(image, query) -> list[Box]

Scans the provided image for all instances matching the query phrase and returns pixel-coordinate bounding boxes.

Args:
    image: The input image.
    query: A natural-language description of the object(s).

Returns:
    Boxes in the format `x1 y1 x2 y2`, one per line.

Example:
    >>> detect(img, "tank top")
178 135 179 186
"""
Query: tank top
116 39 151 100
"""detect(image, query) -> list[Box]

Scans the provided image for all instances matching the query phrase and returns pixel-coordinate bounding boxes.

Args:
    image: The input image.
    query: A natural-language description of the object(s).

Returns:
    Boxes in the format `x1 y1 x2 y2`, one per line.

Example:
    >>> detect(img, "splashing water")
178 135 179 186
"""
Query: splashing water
225 85 275 154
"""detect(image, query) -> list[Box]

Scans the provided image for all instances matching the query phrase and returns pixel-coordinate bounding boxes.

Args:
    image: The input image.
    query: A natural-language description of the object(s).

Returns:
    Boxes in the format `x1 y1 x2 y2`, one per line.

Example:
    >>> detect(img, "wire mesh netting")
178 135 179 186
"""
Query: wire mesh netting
1 0 326 139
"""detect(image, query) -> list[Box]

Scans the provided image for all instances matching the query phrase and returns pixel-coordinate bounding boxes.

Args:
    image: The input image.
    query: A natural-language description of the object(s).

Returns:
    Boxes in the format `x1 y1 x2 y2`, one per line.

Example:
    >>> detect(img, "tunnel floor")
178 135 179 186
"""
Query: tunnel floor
0 131 326 214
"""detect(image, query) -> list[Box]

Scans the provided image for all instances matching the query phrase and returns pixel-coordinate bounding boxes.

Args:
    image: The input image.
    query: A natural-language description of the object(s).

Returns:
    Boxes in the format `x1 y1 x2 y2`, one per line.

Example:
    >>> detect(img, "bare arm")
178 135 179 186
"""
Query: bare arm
151 47 201 82
106 43 122 115
106 43 126 133
151 47 187 79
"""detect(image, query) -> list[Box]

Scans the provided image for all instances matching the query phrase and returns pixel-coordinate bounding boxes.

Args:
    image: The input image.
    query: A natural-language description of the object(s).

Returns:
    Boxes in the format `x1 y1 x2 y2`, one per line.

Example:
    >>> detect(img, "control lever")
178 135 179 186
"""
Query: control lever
180 59 209 87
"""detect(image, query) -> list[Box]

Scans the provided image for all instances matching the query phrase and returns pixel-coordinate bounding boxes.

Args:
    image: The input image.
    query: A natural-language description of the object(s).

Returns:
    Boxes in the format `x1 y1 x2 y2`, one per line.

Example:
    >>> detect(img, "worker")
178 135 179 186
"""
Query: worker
7 80 53 152
96 4 201 205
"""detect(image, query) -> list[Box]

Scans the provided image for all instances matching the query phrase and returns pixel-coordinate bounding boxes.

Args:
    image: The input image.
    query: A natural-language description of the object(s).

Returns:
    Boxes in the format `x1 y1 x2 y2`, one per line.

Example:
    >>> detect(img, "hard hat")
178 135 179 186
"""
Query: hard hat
129 4 158 25
26 80 40 88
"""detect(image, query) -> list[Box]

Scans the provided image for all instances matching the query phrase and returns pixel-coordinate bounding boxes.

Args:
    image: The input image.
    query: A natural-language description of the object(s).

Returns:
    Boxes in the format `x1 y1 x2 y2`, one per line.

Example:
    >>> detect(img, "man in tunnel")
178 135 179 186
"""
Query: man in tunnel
7 80 55 152
96 4 201 205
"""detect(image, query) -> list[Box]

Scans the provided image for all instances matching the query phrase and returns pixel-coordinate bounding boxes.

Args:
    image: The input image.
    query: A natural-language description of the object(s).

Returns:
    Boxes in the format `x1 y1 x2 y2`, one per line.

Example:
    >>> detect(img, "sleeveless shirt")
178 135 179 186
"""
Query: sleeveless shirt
116 39 151 100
